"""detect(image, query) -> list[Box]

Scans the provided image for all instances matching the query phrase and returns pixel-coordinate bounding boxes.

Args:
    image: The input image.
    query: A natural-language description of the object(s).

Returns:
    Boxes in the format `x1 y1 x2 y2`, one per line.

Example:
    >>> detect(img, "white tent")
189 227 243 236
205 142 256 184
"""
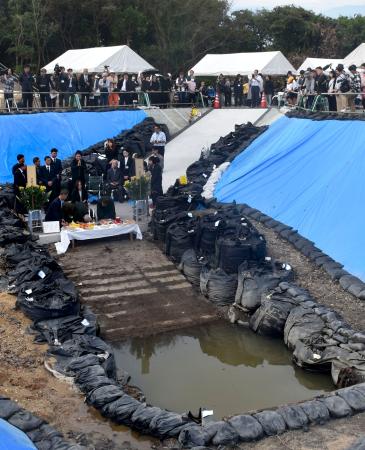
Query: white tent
190 51 295 76
344 43 365 67
43 45 156 74
297 57 343 73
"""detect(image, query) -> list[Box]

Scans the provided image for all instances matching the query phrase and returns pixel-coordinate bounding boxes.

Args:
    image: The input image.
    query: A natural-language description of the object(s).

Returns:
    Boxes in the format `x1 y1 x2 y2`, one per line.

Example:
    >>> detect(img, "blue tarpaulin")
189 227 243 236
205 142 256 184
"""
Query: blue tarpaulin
0 110 147 183
0 418 37 450
215 116 365 281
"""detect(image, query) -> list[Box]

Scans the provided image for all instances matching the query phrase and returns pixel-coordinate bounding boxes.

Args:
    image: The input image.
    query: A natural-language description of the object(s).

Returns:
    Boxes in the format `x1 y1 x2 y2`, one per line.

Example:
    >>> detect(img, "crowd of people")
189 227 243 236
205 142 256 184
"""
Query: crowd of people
1 64 275 110
284 63 365 112
12 124 166 224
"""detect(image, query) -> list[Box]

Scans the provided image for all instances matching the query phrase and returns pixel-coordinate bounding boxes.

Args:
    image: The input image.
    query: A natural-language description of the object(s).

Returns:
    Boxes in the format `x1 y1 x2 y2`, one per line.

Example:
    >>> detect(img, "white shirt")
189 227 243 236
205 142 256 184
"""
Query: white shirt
121 79 127 92
150 131 166 147
78 190 83 201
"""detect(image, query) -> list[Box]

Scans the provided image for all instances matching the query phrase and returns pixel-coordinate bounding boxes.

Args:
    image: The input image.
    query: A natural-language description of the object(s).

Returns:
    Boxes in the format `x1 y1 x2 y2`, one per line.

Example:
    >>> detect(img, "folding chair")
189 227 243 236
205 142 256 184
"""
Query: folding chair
87 174 103 203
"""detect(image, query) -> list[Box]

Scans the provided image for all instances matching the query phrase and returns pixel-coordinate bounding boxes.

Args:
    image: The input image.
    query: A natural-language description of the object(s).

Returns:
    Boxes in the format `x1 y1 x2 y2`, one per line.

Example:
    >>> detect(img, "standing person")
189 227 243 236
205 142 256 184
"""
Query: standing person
33 157 42 185
249 73 261 107
233 75 243 107
50 148 62 196
13 163 27 195
91 75 100 106
147 75 160 105
118 73 135 106
286 74 298 106
243 77 250 106
37 68 54 107
78 68 92 107
65 68 78 107
327 70 337 112
335 64 350 112
348 64 361 112
120 149 133 184
39 156 57 201
148 156 162 207
303 69 315 109
57 66 68 107
71 151 87 187
104 138 118 163
151 146 164 170
0 68 16 108
150 124 166 157
315 67 328 94
216 74 225 107
99 73 111 106
186 77 197 105
264 76 274 106
224 78 232 107
175 71 187 104
18 64 34 110
12 154 25 176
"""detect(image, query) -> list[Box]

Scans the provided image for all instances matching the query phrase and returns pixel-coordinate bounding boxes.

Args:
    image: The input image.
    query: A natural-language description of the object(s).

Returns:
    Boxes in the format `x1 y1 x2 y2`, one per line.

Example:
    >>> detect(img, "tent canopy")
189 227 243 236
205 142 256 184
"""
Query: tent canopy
344 43 365 67
297 57 343 73
43 45 156 74
190 51 296 76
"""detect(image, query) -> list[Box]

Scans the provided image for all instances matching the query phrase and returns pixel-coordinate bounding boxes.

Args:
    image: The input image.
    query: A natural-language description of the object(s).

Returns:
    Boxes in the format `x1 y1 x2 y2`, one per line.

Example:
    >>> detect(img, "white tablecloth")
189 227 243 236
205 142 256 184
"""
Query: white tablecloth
55 223 142 254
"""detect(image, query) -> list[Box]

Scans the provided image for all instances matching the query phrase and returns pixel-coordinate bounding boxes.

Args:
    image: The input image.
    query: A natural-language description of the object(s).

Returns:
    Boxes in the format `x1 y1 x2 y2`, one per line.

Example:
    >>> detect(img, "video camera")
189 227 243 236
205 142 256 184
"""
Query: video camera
54 64 61 75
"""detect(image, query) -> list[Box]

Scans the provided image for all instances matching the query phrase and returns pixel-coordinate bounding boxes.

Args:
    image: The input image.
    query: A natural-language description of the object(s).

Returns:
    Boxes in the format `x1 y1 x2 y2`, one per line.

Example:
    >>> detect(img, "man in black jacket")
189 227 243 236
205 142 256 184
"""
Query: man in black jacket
97 196 116 220
12 154 25 176
33 157 42 185
148 156 162 207
315 67 328 94
39 156 58 201
37 69 54 107
117 73 135 106
45 189 68 223
18 64 34 109
78 69 92 107
50 148 62 196
13 164 27 195
56 67 68 107
120 149 133 183
65 68 78 107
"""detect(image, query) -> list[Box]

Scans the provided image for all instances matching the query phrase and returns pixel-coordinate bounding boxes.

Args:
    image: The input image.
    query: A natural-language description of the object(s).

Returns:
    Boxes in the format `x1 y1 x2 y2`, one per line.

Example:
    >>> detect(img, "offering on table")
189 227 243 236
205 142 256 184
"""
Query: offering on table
114 217 122 224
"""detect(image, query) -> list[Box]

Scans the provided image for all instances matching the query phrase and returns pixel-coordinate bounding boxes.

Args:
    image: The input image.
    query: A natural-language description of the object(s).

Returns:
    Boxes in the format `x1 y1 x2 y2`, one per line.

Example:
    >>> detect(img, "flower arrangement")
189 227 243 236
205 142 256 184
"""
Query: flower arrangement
124 175 150 200
17 185 50 211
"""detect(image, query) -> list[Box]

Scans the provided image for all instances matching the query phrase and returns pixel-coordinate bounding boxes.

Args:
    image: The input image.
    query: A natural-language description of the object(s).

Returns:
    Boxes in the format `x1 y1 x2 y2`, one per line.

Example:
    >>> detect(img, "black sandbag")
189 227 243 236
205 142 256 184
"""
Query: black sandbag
227 414 264 441
86 385 124 408
65 354 101 374
337 386 365 412
195 213 227 255
215 233 266 274
16 278 79 321
200 266 237 306
101 394 141 422
284 306 325 350
277 405 309 429
75 365 106 385
165 219 197 262
347 436 365 450
33 313 97 345
151 208 190 241
79 375 118 393
3 241 47 268
299 400 330 424
0 225 30 246
0 397 22 419
319 395 352 418
211 421 239 446
178 426 208 447
254 410 286 436
8 410 45 432
130 405 163 432
149 410 188 437
235 260 293 311
178 249 204 288
249 296 298 337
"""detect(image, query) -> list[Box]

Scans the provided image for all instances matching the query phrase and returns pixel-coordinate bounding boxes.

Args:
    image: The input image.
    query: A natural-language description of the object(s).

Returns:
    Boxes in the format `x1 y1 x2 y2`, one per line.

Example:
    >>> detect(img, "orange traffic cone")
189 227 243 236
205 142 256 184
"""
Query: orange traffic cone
213 93 220 109
260 93 267 108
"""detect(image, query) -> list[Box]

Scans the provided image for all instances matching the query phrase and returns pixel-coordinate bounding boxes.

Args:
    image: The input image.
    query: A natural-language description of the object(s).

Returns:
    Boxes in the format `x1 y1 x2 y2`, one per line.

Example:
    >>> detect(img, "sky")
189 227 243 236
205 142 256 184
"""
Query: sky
231 0 365 17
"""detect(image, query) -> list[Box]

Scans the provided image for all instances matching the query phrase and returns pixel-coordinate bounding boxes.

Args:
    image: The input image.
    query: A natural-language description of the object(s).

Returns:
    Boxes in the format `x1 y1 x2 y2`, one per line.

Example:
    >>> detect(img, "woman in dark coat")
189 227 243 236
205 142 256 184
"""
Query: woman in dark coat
70 179 88 203
71 151 87 187
148 156 162 207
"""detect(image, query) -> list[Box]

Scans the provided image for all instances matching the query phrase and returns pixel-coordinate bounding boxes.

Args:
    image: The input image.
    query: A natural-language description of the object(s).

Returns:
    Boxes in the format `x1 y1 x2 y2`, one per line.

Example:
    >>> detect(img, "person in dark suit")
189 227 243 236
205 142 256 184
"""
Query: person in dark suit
78 69 92 107
12 154 25 175
148 156 162 207
119 149 133 184
39 156 57 195
71 151 87 187
33 157 42 185
36 68 54 107
45 189 69 223
70 179 88 203
106 160 124 202
56 67 68 107
117 73 135 106
62 201 91 223
97 196 116 220
65 68 78 107
50 148 62 195
13 164 27 195
18 64 34 109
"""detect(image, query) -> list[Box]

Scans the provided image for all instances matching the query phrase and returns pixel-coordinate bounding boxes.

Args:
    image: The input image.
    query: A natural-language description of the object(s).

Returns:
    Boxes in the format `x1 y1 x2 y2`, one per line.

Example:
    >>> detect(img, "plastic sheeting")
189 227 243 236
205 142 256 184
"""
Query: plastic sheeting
0 418 37 450
0 110 146 183
215 116 365 281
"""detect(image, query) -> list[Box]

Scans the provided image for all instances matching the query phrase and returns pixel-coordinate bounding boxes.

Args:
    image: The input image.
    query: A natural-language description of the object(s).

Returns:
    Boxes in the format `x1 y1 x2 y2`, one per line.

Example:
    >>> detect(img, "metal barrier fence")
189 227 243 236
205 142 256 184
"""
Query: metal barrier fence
0 89 208 112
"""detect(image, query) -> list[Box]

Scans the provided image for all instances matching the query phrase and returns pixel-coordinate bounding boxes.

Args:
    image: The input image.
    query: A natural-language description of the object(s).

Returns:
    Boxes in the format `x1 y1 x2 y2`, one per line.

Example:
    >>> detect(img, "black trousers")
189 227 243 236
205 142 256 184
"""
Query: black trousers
81 94 89 107
22 92 33 109
234 92 243 106
4 93 13 107
40 93 51 107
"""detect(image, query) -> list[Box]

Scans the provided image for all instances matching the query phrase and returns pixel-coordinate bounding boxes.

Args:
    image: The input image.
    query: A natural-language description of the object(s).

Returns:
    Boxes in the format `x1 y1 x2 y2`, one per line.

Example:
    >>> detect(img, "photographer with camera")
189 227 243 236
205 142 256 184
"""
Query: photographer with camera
18 64 34 110
79 68 92 107
55 65 68 107
0 68 17 108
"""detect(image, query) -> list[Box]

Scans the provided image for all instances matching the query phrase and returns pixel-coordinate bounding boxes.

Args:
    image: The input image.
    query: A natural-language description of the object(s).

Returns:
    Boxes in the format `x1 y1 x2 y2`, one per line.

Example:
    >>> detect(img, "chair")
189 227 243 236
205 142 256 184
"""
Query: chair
87 174 103 202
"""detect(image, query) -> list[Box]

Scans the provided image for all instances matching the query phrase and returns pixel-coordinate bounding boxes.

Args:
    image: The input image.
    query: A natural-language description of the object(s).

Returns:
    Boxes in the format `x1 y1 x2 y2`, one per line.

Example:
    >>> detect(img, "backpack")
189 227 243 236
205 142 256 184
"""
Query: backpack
340 77 350 93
